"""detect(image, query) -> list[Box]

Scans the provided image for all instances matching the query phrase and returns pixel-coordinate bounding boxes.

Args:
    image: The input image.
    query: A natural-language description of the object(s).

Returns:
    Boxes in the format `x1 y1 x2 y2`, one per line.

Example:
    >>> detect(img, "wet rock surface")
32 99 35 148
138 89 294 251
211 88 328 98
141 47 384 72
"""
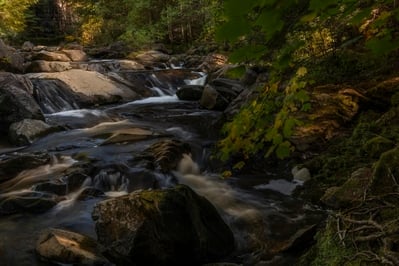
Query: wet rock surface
36 228 111 265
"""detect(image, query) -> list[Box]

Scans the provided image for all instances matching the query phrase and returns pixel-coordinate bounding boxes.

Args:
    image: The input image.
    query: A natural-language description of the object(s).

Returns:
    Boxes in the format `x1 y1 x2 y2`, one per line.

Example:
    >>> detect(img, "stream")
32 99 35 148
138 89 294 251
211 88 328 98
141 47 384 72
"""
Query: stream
0 67 324 265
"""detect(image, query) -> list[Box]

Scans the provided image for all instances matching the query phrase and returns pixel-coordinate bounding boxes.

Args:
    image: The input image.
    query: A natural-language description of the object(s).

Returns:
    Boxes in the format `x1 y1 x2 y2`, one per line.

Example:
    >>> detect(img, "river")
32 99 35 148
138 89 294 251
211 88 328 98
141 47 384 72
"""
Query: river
0 67 324 265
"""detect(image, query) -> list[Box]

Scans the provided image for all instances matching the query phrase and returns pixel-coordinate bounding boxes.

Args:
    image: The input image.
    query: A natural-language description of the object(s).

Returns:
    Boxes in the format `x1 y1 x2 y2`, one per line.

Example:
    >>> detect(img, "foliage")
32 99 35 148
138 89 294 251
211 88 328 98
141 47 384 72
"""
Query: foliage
217 0 399 161
0 0 39 37
68 0 223 47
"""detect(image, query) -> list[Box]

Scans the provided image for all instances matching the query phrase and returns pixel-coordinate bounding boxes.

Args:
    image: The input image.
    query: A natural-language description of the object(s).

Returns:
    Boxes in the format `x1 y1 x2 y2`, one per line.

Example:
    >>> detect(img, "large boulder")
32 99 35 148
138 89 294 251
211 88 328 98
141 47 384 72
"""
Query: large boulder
36 228 111 265
0 72 44 133
291 85 364 151
92 185 235 265
28 69 141 105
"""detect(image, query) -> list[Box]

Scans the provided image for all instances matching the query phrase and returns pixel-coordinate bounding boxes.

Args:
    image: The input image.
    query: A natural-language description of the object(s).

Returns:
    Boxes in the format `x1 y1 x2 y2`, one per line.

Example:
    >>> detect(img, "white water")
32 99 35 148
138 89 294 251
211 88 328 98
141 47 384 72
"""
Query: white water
47 109 106 118
185 72 207 86
174 154 270 250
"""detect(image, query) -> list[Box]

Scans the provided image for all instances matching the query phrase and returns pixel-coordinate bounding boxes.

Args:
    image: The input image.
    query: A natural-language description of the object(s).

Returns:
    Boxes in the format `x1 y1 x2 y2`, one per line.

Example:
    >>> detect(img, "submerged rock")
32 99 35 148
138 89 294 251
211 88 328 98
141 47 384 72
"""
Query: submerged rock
92 185 235 265
36 228 111 265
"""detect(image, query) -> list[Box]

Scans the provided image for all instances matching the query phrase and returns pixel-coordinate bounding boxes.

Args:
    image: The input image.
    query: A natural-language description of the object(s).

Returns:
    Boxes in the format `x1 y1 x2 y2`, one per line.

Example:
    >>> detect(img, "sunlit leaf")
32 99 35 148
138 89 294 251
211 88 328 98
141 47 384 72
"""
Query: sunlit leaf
296 66 307 77
233 161 246 170
300 12 317 23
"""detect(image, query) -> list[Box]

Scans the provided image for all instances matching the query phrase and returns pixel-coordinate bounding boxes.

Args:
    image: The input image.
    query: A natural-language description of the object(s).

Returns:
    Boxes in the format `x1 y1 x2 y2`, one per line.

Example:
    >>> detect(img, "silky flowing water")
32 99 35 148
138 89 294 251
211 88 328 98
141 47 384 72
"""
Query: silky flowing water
0 68 324 265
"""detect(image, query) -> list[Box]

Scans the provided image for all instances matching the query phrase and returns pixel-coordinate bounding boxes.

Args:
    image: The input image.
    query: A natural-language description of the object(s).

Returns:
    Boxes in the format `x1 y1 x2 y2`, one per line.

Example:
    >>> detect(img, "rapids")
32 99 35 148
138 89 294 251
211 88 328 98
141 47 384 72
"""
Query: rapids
0 67 324 265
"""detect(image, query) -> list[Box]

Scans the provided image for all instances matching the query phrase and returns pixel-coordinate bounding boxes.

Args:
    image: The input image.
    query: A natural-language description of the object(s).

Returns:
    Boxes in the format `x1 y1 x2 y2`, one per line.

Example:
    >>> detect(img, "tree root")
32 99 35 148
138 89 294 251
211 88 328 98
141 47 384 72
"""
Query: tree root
334 193 399 265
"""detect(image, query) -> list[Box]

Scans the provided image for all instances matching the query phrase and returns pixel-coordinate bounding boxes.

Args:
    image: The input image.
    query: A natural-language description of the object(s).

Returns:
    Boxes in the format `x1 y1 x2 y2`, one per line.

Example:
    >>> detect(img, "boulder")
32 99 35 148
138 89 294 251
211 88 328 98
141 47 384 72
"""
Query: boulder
36 228 111 265
32 51 71 62
132 50 170 68
27 69 140 104
25 60 72 72
177 85 204 101
92 185 235 265
21 41 35 52
33 181 68 196
0 152 50 183
8 119 53 145
200 84 229 110
61 49 88 62
0 39 24 72
0 191 58 215
321 168 372 209
0 72 44 132
291 85 364 152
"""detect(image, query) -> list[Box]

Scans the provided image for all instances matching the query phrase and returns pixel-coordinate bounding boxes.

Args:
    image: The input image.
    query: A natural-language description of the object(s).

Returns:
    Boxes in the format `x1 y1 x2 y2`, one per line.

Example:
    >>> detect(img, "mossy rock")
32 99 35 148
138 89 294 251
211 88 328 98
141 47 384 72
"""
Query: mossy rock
92 185 234 265
369 147 399 195
321 168 372 209
362 136 394 158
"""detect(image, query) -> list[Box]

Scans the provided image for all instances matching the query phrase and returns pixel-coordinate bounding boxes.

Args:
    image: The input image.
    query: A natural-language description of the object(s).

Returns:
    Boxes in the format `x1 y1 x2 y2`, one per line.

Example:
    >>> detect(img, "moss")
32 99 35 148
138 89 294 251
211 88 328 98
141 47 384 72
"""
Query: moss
390 91 399 106
362 136 394 159
369 147 399 195
299 216 360 266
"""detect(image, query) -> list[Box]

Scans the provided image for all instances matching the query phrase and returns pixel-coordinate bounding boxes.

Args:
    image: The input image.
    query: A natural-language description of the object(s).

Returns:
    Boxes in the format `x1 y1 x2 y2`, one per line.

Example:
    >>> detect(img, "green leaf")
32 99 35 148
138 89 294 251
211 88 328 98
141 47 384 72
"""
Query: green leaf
233 161 246 170
276 141 292 159
228 45 266 63
300 12 317 23
224 0 257 17
295 90 310 103
216 17 251 42
296 66 307 77
350 7 372 25
309 0 337 12
272 133 283 145
283 118 296 138
365 36 399 56
301 103 312 112
255 10 284 40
